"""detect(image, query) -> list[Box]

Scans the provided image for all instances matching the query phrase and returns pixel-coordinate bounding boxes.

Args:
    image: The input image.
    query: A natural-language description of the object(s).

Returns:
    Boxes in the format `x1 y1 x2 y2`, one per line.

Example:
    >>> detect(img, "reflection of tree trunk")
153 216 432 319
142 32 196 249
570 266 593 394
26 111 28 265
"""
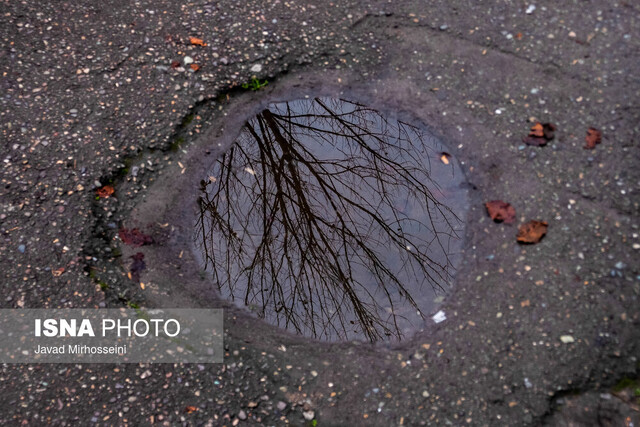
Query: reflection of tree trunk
196 98 461 341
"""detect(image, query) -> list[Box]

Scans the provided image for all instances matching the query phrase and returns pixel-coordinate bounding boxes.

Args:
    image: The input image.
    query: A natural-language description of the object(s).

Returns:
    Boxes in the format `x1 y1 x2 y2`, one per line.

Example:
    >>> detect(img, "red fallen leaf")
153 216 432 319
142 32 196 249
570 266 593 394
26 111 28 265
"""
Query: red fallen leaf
524 122 556 146
515 32 523 40
171 60 181 68
189 37 206 46
119 228 153 247
190 63 200 71
52 267 65 277
184 406 199 414
129 252 146 282
96 185 115 198
517 220 548 244
584 127 602 149
485 200 516 224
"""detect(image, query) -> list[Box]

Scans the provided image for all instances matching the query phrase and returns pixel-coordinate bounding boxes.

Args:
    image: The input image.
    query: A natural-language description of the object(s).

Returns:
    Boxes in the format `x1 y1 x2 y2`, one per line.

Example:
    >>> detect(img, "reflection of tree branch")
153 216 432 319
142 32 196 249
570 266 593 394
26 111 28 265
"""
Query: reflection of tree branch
196 98 462 341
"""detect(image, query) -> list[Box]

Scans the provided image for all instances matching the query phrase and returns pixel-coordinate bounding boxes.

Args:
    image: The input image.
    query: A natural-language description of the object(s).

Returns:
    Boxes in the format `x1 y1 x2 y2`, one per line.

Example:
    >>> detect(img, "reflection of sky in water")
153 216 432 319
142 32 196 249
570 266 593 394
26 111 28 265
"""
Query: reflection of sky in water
195 98 469 342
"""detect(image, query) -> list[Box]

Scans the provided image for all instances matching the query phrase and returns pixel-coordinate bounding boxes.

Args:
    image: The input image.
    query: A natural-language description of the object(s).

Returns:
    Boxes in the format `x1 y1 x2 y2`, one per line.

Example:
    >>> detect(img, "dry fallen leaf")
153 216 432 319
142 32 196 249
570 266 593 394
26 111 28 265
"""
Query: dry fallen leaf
184 406 199 414
523 122 556 146
485 200 516 224
171 60 181 68
190 63 200 71
584 127 602 149
517 220 548 244
52 267 65 277
189 37 206 46
96 185 115 198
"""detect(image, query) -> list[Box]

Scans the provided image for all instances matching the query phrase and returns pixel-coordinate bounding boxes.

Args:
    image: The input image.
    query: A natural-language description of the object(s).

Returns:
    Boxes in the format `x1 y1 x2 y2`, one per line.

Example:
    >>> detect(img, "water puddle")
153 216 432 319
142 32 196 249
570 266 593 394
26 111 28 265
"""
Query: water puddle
195 97 469 342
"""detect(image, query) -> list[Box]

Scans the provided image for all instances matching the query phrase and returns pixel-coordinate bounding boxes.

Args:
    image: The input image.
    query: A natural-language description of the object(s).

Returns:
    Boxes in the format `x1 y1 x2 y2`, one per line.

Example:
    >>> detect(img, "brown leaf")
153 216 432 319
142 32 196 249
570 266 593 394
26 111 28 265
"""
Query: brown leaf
584 127 602 149
190 63 200 71
184 406 199 414
171 60 181 68
52 267 65 277
517 220 548 244
189 37 206 46
96 185 115 198
119 228 153 247
524 122 556 146
485 200 516 224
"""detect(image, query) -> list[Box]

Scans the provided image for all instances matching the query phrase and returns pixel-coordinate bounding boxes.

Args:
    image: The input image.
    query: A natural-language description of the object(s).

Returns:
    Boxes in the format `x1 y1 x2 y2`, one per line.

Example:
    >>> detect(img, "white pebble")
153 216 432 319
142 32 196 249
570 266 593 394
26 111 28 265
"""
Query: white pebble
560 335 575 344
250 64 262 73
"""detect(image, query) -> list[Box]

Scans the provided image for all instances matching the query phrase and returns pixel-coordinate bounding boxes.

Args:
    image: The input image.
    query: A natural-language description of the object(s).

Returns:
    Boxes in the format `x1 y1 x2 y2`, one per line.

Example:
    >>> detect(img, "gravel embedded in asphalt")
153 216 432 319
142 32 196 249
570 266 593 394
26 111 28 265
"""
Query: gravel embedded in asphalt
1 0 639 425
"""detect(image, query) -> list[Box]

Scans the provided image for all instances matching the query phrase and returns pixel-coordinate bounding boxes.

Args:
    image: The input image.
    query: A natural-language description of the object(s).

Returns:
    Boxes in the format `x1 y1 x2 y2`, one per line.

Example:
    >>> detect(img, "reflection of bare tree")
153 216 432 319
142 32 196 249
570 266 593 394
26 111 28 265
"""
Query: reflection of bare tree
196 98 460 341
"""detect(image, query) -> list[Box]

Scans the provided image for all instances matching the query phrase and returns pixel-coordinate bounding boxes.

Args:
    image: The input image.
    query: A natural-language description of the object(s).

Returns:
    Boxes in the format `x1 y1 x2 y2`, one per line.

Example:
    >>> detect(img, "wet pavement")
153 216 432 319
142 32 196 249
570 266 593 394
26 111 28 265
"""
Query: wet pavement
195 97 468 342
1 0 639 425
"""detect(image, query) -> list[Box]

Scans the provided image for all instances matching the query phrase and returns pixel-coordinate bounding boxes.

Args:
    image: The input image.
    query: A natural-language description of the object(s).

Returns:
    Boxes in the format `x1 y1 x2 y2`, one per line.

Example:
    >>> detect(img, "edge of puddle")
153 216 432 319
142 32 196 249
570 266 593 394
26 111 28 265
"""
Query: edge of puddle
119 69 487 351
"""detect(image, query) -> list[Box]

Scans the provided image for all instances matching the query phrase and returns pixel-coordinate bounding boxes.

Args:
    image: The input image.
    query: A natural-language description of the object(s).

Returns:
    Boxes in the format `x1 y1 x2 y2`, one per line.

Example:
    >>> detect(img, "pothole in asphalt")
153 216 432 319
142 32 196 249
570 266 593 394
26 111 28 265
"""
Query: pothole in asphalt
193 97 470 342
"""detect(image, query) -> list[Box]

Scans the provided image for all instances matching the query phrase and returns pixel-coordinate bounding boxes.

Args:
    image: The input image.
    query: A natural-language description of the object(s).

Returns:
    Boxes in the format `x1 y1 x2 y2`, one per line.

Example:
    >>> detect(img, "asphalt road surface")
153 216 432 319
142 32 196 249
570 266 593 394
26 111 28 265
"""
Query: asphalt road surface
1 1 639 425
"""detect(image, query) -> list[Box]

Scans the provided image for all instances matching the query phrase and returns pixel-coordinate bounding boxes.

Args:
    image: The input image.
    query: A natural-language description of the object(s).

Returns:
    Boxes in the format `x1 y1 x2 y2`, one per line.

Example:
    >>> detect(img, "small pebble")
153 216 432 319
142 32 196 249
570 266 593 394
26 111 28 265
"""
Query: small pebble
560 335 575 344
18 244 25 253
238 410 247 420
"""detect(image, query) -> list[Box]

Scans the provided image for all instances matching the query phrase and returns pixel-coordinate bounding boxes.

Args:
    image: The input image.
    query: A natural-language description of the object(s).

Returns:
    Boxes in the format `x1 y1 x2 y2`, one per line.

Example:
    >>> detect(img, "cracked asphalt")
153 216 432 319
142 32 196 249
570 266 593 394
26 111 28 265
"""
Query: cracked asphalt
1 0 639 425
